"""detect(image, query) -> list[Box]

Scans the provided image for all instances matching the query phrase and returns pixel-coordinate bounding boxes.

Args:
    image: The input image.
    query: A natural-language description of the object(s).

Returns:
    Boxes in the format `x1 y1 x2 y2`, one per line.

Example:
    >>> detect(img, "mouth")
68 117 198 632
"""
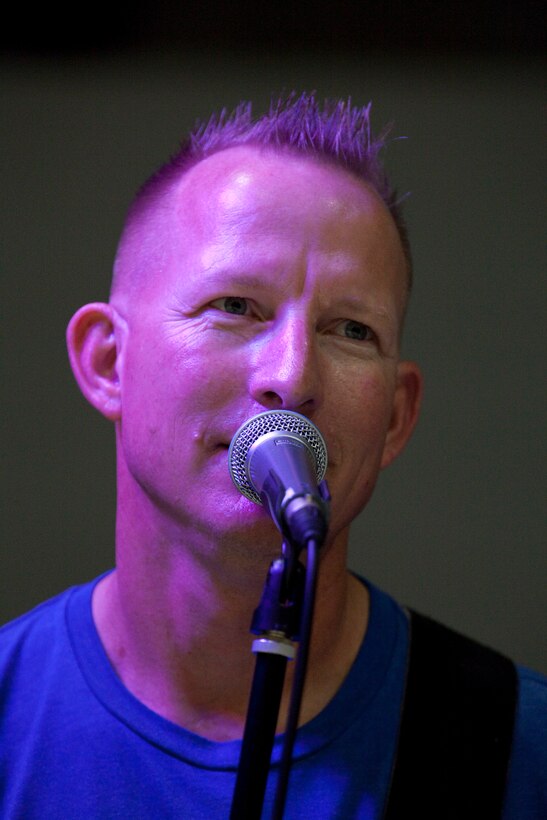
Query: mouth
210 442 230 461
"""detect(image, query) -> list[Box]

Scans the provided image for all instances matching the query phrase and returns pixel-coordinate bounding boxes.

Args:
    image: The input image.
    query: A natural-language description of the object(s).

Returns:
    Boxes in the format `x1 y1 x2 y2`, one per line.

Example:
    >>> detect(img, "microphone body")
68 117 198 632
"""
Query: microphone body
228 410 330 550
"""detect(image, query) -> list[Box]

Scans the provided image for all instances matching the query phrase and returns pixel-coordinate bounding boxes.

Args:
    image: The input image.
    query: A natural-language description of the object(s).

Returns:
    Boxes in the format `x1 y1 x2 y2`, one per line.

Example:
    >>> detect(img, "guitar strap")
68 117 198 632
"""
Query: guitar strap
384 610 518 819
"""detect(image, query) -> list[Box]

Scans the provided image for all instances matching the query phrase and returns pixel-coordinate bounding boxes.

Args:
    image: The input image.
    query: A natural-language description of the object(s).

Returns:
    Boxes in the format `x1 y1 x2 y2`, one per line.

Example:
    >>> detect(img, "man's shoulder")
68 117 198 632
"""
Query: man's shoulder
0 588 75 687
501 665 547 818
0 577 101 684
516 664 547 699
513 664 547 756
1 588 71 643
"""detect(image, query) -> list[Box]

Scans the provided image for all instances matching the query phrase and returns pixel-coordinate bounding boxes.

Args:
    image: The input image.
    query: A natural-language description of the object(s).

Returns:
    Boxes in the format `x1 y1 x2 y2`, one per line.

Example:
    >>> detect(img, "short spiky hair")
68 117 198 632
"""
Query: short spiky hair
112 92 412 298
189 94 400 212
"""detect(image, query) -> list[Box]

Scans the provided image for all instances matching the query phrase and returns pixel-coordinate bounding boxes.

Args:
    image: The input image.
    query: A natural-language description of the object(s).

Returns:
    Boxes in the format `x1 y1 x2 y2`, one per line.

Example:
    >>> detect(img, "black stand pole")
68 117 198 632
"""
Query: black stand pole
229 651 288 819
230 486 329 819
229 554 304 820
271 538 319 819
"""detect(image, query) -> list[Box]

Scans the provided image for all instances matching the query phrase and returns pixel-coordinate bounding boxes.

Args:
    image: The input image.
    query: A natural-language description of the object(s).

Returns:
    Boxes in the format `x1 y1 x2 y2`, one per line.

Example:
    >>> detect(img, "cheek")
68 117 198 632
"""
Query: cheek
118 328 243 458
123 327 227 407
336 368 395 441
325 368 395 507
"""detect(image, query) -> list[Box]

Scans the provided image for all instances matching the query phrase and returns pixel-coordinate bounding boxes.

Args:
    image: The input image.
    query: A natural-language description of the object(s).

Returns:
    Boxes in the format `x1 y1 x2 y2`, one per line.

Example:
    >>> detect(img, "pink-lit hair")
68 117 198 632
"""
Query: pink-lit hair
189 94 402 216
113 93 412 296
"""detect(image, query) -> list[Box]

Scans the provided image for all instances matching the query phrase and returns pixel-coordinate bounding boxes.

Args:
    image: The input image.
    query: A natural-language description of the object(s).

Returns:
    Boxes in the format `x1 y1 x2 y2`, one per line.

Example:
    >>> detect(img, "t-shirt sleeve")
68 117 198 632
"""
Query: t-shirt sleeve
502 666 547 819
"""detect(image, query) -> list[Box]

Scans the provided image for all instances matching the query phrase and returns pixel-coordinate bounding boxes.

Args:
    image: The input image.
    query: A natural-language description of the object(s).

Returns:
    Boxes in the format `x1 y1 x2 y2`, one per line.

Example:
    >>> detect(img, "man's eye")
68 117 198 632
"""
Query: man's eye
213 296 249 315
337 320 374 341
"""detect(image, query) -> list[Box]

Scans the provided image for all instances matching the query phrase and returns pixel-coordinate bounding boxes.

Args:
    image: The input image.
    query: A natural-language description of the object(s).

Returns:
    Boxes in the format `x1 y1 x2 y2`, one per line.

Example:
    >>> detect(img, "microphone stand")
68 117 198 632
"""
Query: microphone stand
271 538 319 818
229 545 306 820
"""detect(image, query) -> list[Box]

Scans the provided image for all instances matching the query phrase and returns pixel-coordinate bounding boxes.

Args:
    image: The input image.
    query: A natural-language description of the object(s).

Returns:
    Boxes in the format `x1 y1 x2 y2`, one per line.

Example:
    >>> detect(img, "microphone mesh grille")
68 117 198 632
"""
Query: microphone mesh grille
228 410 328 504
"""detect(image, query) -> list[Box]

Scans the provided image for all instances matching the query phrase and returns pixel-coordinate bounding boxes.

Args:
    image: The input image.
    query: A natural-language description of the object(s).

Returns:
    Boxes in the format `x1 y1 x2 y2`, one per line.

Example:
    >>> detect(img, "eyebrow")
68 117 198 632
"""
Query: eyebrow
193 267 285 296
209 272 274 291
193 267 398 324
323 293 395 323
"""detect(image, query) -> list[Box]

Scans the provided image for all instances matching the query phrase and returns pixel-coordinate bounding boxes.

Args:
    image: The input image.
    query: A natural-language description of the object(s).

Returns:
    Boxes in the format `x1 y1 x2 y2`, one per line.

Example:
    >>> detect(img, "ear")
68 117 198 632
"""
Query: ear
380 360 423 469
66 302 125 421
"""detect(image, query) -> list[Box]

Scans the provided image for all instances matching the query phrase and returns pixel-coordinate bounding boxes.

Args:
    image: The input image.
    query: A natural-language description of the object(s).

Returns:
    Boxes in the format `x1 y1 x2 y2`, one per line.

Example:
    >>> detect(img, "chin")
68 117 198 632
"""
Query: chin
196 491 280 539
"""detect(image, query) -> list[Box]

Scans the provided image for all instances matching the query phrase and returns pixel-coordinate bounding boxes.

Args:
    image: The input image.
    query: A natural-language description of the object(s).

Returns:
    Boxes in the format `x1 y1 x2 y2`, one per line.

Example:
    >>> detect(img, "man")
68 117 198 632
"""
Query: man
1 94 545 818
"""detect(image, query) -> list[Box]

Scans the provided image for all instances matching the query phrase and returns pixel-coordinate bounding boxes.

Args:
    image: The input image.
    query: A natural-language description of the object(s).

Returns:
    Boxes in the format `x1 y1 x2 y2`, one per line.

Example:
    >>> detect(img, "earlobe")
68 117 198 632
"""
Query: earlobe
66 302 125 421
380 361 423 469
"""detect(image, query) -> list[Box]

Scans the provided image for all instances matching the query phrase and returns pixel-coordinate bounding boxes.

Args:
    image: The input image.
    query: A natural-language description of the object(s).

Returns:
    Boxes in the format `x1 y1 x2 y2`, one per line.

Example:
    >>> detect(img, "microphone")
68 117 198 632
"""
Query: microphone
228 410 330 551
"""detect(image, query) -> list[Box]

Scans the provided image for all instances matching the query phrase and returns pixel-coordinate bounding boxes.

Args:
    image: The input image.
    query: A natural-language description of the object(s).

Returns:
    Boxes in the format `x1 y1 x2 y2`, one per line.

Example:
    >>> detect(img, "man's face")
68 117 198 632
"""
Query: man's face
113 146 412 557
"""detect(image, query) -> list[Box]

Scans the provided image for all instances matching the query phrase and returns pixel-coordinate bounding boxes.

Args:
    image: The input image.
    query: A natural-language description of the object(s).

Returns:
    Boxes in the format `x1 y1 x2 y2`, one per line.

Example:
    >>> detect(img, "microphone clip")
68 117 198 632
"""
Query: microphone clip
260 472 330 553
250 553 306 642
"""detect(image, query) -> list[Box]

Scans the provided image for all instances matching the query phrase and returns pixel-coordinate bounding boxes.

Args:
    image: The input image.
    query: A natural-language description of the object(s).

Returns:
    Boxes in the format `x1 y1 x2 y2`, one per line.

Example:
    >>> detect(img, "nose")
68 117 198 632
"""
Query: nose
248 311 323 415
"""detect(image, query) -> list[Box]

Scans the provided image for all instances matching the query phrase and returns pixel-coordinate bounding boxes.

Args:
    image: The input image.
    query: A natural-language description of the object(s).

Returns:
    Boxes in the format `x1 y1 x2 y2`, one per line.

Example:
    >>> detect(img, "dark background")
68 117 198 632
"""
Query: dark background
2 1 545 57
2 2 546 673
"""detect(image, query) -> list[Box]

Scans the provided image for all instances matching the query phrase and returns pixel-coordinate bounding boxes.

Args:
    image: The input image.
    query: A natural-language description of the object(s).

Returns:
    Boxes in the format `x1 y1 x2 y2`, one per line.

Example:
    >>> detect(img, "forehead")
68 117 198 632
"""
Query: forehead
116 145 408 322
174 145 390 239
173 146 404 279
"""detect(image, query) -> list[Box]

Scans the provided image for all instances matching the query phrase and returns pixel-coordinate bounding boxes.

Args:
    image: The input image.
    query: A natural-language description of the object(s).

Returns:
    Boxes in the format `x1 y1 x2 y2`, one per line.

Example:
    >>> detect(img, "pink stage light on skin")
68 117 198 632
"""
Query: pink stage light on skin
99 143 419 557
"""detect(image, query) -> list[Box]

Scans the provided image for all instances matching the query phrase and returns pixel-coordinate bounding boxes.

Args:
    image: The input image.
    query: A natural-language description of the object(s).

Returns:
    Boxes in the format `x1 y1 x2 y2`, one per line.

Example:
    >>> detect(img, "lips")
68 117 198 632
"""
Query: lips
207 413 337 471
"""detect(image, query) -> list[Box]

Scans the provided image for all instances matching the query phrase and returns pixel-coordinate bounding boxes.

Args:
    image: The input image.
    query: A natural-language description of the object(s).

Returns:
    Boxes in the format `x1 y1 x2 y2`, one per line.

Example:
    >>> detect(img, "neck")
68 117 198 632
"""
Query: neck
93 475 369 741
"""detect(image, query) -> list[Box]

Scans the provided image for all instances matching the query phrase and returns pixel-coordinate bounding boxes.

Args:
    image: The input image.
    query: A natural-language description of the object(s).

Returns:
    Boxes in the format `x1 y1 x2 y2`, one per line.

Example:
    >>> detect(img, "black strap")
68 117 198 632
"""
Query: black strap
384 610 518 819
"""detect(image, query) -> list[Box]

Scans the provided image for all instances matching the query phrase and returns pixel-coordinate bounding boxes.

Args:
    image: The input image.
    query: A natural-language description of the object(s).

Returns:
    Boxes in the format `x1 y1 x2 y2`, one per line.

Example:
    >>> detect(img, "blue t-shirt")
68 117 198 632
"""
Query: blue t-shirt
0 574 545 818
